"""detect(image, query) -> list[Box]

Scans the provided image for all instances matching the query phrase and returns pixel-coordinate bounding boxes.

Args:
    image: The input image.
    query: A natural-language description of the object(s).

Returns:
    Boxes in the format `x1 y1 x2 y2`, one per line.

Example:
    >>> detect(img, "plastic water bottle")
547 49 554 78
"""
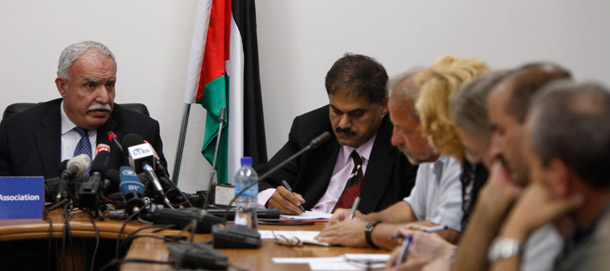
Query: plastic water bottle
234 156 258 229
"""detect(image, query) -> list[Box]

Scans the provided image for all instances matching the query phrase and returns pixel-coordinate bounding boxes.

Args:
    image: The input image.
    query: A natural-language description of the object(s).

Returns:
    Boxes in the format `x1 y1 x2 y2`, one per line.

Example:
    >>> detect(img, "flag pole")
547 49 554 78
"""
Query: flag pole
172 103 192 184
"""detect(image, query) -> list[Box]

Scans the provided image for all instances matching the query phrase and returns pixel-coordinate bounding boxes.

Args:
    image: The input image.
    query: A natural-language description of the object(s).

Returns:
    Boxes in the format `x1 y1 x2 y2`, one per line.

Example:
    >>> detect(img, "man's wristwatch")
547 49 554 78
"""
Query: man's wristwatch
364 220 382 249
488 237 523 262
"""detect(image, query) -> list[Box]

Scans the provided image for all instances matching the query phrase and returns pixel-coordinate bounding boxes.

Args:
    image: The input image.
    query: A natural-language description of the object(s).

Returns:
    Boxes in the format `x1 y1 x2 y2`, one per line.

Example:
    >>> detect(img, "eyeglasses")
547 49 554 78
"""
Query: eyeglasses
273 232 304 247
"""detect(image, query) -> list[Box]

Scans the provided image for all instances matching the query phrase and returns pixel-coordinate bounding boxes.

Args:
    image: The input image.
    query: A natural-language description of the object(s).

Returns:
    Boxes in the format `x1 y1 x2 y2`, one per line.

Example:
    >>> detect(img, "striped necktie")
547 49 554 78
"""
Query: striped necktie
332 150 364 211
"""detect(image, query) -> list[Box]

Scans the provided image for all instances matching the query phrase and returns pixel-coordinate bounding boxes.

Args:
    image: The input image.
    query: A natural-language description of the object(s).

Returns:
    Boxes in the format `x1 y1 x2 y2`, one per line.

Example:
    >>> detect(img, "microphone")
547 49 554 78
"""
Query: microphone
203 107 227 209
213 131 331 248
259 131 331 181
56 154 91 203
107 131 125 154
79 145 111 209
103 168 120 195
60 154 91 180
119 166 146 215
122 133 173 209
96 143 110 154
307 131 331 149
141 140 190 207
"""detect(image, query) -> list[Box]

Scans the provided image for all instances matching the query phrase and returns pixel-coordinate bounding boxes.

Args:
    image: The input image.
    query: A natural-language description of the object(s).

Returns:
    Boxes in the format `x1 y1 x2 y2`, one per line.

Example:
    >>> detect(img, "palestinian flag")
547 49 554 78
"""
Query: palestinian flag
183 0 267 184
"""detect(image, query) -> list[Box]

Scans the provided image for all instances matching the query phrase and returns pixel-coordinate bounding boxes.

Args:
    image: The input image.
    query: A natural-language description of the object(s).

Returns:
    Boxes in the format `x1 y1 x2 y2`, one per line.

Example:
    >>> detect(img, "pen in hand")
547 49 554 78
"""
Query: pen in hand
349 197 360 220
282 180 306 213
390 225 447 239
394 234 413 267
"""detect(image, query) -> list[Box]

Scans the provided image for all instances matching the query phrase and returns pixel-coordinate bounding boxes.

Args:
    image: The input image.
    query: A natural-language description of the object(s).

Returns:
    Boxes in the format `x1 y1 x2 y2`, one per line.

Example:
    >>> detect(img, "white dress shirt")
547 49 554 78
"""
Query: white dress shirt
404 155 463 231
60 101 96 162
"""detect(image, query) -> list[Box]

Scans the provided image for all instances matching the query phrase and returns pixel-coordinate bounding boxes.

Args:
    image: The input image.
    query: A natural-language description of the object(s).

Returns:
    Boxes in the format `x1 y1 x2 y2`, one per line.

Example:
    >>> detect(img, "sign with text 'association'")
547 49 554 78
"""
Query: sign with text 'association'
0 177 44 219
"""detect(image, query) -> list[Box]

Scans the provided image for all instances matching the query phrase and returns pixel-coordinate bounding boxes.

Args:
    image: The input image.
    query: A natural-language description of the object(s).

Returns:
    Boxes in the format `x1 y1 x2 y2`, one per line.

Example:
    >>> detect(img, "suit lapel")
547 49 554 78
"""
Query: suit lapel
312 136 340 196
35 102 62 177
358 116 395 213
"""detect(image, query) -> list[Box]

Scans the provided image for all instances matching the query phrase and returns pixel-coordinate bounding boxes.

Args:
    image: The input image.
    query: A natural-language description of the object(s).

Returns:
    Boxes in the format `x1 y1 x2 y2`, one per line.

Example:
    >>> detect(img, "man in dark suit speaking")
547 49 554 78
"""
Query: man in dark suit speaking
257 54 418 215
0 40 166 179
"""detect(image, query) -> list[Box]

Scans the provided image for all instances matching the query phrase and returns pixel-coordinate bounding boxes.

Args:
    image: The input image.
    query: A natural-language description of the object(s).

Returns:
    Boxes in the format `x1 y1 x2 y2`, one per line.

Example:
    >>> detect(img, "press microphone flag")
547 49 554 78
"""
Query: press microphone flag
122 133 173 208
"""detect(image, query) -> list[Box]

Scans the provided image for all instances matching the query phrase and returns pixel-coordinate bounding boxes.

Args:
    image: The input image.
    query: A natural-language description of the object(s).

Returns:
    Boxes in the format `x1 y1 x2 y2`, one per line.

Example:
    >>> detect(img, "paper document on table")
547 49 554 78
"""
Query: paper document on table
272 253 389 270
343 253 390 262
259 230 330 246
309 261 362 271
272 256 342 264
280 211 332 220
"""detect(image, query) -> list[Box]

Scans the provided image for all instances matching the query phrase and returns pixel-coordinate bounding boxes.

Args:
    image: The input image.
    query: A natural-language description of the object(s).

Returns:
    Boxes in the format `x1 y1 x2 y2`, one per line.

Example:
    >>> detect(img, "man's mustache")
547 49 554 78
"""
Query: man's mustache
335 127 356 136
88 103 111 111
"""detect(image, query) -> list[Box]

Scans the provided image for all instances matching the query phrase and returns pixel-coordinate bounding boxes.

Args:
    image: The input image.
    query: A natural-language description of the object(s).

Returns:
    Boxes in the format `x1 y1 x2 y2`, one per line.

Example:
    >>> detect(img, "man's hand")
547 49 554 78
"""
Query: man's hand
329 208 365 225
386 228 456 271
500 182 582 242
477 161 524 221
315 217 369 247
267 186 305 215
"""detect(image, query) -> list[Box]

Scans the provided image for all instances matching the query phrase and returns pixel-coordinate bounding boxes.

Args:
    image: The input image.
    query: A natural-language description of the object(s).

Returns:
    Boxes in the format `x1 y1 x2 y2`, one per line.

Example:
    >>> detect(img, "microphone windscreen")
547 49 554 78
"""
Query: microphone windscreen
68 154 91 177
45 176 88 202
310 131 331 149
120 166 144 195
137 172 155 197
90 151 111 175
106 168 120 192
121 133 145 149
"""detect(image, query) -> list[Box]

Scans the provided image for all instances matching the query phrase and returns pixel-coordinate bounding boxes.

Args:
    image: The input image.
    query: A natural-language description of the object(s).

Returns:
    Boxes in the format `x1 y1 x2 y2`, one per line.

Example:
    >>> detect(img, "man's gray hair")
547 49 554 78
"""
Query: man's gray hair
451 70 510 140
529 80 610 188
57 41 116 79
388 67 424 120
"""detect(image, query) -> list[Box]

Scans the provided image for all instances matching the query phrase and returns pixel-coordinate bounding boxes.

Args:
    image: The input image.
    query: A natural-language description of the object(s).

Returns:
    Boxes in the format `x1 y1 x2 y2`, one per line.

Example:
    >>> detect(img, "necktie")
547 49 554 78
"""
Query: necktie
333 150 364 212
73 127 92 174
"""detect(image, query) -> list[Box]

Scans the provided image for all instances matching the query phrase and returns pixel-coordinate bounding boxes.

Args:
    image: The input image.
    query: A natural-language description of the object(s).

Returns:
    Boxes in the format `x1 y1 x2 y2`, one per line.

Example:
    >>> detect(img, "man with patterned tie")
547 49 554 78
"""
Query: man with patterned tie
257 53 419 215
0 41 166 179
316 67 463 249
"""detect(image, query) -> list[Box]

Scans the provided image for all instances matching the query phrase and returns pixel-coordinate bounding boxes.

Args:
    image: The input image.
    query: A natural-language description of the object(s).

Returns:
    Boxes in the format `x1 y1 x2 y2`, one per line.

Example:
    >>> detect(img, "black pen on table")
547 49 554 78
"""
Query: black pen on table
282 180 306 212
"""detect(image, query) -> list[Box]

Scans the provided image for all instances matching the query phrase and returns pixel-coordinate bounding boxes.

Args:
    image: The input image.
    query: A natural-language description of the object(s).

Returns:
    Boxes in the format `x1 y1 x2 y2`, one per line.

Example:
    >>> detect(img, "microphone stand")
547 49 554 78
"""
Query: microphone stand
203 107 227 209
220 131 331 224
212 131 331 249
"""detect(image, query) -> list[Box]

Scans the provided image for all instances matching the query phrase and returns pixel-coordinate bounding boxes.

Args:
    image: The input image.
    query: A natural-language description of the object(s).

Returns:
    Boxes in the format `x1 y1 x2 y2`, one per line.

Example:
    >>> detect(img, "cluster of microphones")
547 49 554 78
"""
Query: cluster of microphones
48 130 331 270
50 132 179 218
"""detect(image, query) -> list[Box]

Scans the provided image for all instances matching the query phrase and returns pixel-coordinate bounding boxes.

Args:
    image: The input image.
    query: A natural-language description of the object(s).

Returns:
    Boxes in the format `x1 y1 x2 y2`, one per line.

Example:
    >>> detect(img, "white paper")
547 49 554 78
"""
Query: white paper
272 256 343 264
273 253 389 270
258 230 276 239
309 261 362 271
343 253 391 262
280 211 333 220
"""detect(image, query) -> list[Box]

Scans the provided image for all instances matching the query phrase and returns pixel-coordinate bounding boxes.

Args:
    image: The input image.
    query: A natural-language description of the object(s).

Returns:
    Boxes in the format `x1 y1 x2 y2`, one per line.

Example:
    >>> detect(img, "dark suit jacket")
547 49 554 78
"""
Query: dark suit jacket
257 105 418 214
0 98 167 179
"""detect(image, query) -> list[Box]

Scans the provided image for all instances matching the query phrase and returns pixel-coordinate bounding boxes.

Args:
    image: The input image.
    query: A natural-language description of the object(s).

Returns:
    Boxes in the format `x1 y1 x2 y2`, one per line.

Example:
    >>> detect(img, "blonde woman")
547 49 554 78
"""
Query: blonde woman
415 55 490 160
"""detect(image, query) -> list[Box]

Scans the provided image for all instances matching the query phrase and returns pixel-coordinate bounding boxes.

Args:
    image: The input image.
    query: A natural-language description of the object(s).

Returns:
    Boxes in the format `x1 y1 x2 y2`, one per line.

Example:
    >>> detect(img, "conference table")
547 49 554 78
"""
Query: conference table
0 208 389 271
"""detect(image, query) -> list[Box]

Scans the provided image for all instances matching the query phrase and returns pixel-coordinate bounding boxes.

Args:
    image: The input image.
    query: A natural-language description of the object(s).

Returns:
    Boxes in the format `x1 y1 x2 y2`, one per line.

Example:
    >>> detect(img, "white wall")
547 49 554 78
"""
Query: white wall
1 0 609 193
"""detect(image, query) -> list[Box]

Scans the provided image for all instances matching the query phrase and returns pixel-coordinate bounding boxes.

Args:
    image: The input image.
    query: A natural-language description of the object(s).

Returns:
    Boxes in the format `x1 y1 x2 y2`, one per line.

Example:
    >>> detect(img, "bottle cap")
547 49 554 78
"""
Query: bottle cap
241 156 253 166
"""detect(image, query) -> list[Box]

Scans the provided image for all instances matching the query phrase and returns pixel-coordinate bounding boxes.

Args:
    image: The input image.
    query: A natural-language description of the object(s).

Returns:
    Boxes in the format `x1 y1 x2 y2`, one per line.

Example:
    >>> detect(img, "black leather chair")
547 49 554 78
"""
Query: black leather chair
2 102 150 120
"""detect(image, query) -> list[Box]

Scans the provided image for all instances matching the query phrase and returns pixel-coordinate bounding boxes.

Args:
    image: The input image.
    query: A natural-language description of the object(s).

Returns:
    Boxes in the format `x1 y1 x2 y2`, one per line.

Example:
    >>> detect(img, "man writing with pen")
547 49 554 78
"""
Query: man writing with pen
256 53 419 215
316 56 488 249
